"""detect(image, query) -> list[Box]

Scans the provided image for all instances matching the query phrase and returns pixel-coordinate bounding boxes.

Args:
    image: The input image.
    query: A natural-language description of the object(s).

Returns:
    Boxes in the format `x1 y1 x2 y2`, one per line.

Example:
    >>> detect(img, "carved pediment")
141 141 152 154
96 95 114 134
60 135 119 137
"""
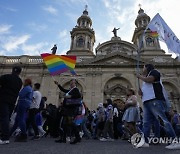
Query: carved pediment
96 39 137 56
87 52 144 65
104 57 129 64
104 84 126 95
151 57 173 63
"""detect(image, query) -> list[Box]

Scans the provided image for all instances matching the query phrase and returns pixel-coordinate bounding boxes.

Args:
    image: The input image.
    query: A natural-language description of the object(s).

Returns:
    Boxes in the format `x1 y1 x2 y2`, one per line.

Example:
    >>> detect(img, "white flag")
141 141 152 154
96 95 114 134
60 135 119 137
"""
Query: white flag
146 13 180 55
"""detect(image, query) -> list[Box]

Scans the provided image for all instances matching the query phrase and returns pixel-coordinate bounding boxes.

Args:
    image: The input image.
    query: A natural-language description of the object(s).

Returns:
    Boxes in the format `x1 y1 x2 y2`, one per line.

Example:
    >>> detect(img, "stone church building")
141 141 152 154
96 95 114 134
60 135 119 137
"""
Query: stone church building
0 8 180 111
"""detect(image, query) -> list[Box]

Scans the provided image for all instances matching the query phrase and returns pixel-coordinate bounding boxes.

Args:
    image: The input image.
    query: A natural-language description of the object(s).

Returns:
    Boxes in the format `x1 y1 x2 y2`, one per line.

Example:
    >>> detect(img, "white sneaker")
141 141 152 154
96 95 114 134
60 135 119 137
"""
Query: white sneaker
141 142 149 148
165 143 180 150
79 131 84 138
40 132 46 137
0 139 10 145
66 137 71 142
100 137 108 141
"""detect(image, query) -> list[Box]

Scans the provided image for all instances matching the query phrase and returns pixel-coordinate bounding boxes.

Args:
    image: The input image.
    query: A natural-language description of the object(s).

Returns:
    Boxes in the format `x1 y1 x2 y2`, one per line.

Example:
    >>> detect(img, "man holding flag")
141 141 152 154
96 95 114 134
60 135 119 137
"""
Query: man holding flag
136 13 180 150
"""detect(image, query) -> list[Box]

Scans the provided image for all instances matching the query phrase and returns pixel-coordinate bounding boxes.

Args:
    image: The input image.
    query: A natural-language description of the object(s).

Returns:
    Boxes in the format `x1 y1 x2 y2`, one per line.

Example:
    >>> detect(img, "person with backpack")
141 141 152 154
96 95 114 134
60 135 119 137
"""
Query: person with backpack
100 99 114 142
96 103 106 139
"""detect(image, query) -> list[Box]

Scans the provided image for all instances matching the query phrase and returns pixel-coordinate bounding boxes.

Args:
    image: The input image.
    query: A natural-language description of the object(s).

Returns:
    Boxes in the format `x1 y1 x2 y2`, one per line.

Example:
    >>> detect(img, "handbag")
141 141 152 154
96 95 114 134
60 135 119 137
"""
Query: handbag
61 104 82 116
65 98 82 106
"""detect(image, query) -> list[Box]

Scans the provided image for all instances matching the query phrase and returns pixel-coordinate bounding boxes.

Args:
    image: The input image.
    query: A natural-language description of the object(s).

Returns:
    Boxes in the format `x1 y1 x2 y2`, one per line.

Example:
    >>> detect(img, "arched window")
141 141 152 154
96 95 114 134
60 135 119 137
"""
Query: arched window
139 20 142 27
87 41 90 49
146 37 154 46
143 19 147 25
82 20 85 26
76 37 85 47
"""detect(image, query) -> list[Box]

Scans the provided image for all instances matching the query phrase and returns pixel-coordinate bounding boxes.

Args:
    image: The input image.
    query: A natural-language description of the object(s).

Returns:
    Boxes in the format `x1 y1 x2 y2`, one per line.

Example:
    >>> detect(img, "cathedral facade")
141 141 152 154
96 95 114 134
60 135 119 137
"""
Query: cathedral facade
0 8 180 111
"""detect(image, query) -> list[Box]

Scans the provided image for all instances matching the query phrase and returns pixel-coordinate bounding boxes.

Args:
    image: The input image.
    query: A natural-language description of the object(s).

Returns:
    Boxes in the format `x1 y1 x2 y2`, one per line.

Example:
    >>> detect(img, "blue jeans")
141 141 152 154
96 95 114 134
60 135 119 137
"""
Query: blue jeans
152 116 160 138
143 99 176 143
11 101 29 135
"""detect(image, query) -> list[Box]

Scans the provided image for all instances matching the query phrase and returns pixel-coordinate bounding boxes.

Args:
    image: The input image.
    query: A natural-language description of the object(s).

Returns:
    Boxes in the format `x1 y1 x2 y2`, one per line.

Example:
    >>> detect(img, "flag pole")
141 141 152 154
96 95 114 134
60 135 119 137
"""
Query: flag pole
136 31 145 90
136 50 141 89
51 75 56 82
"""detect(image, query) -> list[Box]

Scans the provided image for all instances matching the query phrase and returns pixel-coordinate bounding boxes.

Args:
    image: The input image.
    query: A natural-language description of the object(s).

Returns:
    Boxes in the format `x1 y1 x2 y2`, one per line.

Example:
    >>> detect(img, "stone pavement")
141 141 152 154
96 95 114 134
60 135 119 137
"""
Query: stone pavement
0 137 179 154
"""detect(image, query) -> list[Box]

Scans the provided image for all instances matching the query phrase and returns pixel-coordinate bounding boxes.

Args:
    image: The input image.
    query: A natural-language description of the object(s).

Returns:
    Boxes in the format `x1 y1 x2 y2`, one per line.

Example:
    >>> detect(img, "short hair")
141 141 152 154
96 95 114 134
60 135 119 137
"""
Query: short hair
12 66 22 74
34 83 41 90
70 78 78 85
42 96 47 101
145 64 154 74
106 98 112 105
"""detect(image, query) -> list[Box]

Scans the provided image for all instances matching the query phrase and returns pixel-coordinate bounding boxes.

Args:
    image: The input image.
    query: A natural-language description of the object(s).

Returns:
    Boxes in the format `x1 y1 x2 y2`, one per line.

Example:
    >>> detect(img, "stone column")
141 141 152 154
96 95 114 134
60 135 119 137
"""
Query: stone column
73 36 77 48
85 35 88 49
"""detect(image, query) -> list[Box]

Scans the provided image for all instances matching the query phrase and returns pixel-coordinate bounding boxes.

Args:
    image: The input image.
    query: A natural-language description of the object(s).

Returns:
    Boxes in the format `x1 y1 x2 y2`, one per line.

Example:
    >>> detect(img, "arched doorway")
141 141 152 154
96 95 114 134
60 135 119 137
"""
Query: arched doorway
113 99 126 110
163 82 180 112
104 77 132 107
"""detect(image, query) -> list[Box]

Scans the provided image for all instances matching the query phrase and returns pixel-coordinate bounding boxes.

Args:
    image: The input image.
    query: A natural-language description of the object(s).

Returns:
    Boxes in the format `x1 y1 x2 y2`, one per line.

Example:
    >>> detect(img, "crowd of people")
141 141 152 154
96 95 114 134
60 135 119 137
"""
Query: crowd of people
0 64 180 150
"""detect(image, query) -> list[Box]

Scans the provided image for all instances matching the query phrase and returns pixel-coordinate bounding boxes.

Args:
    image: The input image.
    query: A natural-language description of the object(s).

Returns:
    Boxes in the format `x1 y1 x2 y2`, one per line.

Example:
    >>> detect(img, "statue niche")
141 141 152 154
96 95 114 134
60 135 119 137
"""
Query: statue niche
76 37 85 47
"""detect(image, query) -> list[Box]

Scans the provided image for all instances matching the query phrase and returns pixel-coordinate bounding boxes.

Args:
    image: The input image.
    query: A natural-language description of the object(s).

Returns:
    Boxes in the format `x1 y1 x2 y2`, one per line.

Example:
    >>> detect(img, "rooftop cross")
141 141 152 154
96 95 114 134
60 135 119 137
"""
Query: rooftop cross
85 5 88 11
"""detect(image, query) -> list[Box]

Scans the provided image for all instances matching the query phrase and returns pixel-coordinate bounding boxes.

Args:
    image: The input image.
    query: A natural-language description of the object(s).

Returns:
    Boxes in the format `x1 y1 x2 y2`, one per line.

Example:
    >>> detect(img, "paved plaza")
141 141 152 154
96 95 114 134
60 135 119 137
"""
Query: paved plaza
1 137 179 154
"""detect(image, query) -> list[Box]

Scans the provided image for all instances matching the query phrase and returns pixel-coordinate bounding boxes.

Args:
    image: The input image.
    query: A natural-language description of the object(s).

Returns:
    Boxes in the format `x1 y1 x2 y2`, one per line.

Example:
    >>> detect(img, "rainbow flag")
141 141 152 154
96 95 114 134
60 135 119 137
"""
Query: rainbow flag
41 53 77 76
150 31 159 38
73 115 84 125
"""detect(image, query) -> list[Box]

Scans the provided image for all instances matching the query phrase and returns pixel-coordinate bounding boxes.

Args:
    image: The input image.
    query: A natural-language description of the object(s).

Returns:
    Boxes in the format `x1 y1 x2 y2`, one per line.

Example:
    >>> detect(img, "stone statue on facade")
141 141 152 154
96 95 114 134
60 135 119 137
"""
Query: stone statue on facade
112 27 120 37
51 44 57 54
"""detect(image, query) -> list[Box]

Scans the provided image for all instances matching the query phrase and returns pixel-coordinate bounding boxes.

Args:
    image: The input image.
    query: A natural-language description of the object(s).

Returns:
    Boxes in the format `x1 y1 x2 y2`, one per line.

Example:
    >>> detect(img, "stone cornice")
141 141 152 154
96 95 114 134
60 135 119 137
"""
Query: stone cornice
0 55 179 69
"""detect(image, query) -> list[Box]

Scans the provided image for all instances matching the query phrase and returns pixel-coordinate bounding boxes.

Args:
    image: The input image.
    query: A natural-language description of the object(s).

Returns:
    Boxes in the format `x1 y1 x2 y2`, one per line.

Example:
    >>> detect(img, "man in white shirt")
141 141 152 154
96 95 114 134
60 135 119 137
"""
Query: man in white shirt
27 83 42 140
137 64 180 150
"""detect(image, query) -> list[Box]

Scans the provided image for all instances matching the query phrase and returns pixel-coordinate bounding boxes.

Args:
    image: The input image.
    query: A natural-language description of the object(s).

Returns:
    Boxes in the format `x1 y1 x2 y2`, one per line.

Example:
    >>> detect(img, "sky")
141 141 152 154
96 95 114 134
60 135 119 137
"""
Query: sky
0 0 180 56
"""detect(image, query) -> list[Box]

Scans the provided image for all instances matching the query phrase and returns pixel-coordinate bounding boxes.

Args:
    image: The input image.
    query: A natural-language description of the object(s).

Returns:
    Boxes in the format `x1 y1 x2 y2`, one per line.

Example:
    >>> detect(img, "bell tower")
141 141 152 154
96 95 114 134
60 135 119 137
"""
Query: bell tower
132 7 161 51
67 6 95 58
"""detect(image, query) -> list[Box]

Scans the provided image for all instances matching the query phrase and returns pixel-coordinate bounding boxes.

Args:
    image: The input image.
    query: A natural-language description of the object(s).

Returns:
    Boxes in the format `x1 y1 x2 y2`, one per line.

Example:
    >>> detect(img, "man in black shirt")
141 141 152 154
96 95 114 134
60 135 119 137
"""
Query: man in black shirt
0 66 22 144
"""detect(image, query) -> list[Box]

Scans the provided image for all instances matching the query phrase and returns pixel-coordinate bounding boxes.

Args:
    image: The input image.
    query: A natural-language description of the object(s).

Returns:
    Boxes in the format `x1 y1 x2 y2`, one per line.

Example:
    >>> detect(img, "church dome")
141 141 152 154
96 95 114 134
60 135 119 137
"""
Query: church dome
77 7 92 27
135 8 150 28
95 38 137 56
